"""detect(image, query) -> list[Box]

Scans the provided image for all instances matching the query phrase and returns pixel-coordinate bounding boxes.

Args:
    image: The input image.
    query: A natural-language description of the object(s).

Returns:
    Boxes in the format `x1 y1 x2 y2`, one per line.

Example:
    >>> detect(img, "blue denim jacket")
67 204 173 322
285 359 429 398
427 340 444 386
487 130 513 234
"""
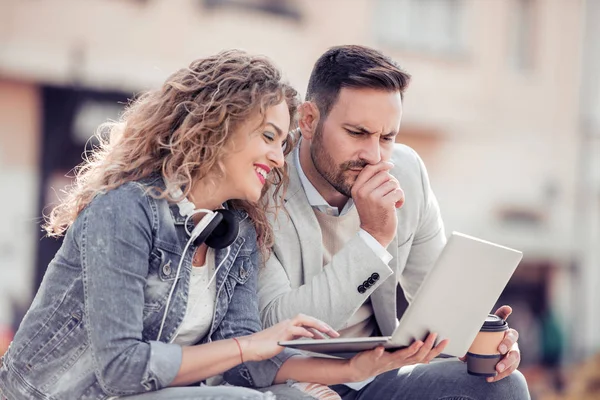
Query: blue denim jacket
0 176 296 400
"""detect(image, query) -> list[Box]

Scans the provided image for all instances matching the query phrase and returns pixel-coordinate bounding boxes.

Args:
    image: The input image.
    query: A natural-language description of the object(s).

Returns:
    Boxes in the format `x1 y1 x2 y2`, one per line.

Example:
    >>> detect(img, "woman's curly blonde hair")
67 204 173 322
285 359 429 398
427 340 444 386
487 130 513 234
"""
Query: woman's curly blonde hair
44 50 299 255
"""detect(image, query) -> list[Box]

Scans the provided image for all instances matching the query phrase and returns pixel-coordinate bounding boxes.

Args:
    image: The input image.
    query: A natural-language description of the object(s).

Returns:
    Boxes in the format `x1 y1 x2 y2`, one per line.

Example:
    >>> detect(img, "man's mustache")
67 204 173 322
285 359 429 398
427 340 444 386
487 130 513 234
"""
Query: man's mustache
341 160 368 170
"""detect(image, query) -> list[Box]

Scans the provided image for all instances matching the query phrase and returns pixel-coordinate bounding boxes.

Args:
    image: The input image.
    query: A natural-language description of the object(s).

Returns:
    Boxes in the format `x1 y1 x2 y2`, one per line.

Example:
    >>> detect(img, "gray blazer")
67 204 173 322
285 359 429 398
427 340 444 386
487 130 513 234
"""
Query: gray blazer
258 144 447 337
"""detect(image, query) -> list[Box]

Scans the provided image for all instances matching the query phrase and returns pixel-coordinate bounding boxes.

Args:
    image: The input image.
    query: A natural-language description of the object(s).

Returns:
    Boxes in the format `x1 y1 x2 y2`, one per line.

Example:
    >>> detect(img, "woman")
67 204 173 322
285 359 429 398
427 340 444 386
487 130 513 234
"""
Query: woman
0 50 432 400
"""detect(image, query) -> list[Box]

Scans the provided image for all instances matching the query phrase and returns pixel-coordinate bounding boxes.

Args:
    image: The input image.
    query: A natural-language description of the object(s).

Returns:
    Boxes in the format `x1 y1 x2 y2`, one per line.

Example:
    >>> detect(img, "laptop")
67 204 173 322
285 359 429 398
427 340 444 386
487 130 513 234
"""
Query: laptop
278 232 523 358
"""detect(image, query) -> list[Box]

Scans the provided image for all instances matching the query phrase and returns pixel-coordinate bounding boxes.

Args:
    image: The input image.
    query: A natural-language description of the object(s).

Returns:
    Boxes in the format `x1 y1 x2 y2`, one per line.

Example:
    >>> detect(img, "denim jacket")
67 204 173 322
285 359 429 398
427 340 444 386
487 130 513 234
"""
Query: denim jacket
0 176 296 400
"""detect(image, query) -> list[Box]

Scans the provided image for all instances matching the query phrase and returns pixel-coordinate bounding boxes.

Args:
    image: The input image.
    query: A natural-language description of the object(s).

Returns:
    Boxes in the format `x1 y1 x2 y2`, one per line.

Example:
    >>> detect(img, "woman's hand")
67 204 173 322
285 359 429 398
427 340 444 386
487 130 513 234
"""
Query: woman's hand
346 333 449 382
239 314 339 362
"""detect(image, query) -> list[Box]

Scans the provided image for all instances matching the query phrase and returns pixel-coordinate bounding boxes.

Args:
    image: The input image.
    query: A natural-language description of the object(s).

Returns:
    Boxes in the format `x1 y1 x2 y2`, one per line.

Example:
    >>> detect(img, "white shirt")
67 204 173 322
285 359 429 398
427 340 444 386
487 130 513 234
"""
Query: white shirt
172 247 217 346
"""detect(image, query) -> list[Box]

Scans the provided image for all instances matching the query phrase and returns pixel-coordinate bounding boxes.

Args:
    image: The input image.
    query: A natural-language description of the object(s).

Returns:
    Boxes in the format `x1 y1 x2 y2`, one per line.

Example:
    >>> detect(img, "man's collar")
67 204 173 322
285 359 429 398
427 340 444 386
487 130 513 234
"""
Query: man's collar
293 139 354 216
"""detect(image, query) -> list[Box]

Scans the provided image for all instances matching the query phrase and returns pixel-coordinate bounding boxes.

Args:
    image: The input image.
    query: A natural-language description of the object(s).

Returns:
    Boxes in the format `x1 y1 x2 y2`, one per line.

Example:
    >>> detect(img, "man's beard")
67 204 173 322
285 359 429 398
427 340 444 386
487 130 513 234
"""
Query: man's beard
310 125 367 198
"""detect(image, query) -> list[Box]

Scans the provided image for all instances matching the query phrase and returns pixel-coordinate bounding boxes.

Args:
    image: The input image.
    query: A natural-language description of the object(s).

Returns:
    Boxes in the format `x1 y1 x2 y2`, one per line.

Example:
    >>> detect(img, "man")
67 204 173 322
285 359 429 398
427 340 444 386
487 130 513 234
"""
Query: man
258 45 530 399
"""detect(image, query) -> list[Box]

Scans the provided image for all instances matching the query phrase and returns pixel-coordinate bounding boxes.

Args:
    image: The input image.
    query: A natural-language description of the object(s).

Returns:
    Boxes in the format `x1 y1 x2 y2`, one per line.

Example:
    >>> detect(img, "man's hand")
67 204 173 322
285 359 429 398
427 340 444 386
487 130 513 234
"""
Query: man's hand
459 306 521 382
352 161 404 248
488 305 521 382
347 333 449 382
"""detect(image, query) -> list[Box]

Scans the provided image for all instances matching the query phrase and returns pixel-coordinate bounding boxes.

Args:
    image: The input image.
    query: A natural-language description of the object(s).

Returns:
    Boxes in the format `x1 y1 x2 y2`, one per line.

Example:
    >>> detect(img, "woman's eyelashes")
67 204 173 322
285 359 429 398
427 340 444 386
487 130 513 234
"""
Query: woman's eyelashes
263 131 276 142
264 131 286 148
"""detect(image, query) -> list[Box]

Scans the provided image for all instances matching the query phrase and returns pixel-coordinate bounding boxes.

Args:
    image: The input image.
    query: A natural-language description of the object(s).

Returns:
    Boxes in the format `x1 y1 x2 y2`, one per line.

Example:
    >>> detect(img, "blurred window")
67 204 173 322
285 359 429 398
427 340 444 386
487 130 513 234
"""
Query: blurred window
374 0 466 55
509 0 536 71
72 99 123 145
203 0 301 20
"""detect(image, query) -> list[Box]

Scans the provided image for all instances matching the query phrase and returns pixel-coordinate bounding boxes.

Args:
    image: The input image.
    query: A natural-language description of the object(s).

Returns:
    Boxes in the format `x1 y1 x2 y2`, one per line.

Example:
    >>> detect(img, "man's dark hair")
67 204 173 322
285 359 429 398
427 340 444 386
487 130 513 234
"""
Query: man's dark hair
306 45 411 119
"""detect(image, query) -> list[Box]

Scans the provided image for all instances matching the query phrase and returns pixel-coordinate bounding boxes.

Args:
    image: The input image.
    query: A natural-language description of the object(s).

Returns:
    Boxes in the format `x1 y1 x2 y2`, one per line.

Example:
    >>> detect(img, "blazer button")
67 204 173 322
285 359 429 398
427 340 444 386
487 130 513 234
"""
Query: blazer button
363 280 371 288
162 261 172 276
371 272 380 281
357 285 366 294
367 277 375 285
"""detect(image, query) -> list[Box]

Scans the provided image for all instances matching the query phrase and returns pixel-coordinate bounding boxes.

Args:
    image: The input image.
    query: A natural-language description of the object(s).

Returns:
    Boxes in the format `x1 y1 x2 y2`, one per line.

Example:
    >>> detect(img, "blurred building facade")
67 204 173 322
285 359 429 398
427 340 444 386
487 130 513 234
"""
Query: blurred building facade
1 0 598 377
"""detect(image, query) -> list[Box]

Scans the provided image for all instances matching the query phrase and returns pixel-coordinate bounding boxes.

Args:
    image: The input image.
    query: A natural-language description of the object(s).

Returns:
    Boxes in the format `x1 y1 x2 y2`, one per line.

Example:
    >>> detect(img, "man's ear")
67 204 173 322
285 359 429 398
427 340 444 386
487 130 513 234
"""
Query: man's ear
298 102 320 141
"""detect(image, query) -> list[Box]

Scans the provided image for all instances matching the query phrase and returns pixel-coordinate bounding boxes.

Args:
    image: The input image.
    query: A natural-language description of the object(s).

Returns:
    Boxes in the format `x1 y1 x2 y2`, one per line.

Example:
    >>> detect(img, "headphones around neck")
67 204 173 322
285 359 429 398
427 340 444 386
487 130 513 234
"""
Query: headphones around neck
173 189 240 249
157 190 240 342
191 208 239 249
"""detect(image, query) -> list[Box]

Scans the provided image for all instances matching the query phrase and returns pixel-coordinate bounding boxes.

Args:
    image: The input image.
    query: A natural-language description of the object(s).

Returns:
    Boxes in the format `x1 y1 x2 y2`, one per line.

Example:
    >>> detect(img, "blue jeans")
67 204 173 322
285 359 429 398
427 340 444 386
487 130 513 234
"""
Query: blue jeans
117 386 275 399
331 360 530 400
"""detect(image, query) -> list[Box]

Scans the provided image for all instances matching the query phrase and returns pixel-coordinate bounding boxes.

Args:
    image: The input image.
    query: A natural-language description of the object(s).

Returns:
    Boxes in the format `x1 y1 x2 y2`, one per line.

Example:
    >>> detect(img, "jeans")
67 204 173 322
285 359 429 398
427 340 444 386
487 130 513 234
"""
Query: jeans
331 360 530 400
117 386 275 400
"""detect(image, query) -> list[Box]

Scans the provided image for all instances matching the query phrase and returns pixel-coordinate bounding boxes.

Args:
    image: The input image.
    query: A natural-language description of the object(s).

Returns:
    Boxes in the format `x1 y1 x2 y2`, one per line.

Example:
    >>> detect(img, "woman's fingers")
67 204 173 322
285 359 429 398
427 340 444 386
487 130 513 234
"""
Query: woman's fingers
286 326 315 339
307 327 330 340
291 314 339 337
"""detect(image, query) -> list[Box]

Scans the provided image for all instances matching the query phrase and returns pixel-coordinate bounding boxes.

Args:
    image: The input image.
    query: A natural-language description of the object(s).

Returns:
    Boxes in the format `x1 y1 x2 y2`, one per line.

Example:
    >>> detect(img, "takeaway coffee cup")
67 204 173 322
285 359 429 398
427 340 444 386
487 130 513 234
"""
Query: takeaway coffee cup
466 314 509 377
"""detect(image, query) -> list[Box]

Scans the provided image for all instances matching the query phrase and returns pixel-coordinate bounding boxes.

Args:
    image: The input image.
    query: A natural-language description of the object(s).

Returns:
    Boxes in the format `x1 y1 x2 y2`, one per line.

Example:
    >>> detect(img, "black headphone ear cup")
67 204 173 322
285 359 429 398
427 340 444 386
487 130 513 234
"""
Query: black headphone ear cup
193 212 223 247
205 209 239 249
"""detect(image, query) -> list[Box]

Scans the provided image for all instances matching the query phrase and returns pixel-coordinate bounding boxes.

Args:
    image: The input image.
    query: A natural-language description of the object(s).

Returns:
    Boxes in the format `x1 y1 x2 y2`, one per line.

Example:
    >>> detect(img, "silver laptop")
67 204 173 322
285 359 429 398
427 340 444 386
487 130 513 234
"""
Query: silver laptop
279 232 523 358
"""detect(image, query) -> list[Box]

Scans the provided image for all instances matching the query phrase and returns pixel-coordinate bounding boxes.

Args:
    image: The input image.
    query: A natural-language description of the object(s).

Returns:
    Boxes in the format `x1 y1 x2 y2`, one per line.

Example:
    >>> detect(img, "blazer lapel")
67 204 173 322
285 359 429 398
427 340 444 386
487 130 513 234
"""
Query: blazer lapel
283 150 324 282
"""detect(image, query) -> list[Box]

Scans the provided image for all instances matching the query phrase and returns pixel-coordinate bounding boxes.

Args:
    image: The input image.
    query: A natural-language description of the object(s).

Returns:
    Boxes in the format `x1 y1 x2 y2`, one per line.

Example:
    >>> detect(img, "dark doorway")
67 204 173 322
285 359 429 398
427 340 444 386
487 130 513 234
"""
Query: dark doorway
35 86 130 292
